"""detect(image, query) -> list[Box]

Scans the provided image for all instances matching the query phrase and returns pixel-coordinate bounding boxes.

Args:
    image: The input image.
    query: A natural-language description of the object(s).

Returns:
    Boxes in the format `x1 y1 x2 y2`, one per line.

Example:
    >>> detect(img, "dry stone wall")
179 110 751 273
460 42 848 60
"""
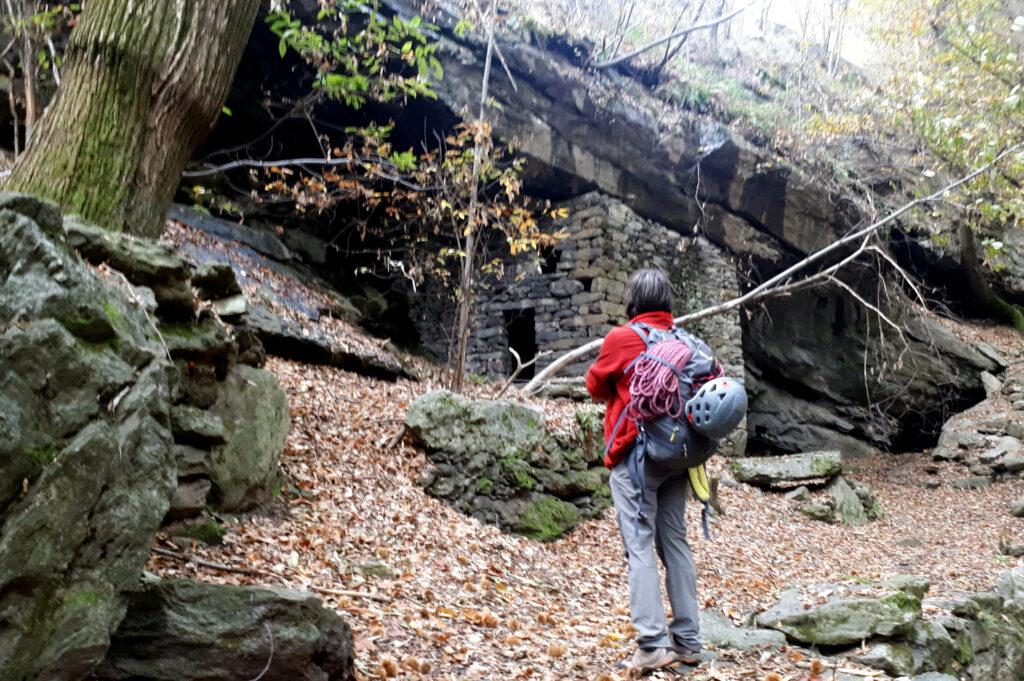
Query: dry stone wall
414 191 745 380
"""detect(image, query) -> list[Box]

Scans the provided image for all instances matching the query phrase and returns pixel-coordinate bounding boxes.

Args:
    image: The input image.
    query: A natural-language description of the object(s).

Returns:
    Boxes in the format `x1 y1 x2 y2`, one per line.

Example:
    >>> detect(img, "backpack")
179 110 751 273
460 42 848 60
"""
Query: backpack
606 322 724 537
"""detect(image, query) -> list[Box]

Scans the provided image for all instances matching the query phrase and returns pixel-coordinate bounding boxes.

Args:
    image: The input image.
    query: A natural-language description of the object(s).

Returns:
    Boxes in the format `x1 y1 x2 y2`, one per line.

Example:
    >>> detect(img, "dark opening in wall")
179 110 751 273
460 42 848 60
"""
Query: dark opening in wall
504 308 538 379
539 246 559 274
579 277 593 292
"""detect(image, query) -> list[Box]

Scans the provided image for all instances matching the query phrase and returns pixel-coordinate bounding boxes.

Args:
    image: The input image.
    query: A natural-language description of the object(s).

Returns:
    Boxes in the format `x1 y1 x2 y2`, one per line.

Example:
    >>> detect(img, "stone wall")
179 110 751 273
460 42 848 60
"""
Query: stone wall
413 191 745 380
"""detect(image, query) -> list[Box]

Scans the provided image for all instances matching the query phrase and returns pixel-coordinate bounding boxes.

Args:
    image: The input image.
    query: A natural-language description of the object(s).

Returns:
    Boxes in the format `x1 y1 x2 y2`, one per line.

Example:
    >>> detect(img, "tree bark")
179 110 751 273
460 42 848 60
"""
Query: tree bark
5 0 260 237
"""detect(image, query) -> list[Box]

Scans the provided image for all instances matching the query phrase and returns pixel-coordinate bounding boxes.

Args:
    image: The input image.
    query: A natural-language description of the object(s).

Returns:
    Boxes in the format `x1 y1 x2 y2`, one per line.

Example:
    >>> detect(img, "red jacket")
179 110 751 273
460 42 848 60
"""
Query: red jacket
586 310 675 468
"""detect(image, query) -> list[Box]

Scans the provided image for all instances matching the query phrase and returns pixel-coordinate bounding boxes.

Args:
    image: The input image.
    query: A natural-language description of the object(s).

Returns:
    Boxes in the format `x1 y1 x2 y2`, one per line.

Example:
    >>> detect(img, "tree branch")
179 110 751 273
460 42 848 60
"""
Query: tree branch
594 0 755 70
522 140 1024 394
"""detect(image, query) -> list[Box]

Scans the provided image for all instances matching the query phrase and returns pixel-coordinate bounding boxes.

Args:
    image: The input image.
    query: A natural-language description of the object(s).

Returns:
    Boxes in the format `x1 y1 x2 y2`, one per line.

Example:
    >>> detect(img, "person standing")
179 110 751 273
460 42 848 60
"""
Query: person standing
585 268 702 673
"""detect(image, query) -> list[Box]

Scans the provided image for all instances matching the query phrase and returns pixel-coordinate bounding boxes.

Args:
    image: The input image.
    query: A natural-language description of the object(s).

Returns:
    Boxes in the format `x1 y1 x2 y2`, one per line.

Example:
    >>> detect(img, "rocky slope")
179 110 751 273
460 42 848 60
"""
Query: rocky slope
0 193 354 680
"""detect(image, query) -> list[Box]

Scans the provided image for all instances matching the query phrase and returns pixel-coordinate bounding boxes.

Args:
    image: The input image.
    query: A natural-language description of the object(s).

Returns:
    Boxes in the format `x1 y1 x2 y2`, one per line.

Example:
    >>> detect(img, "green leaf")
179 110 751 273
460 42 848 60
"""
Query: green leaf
278 37 287 58
221 106 232 116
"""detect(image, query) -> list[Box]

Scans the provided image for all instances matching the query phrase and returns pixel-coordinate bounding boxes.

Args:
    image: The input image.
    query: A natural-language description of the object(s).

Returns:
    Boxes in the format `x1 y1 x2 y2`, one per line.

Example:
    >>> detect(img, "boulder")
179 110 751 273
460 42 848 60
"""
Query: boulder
828 476 868 526
731 451 842 487
699 611 786 651
206 365 290 511
406 392 609 539
406 390 546 460
95 578 354 681
0 196 177 679
756 588 920 646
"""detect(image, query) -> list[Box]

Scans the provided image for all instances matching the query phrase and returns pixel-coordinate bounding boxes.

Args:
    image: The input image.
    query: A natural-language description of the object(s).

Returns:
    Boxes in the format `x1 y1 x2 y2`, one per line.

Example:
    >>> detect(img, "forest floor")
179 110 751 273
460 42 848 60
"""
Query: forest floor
151 222 1024 680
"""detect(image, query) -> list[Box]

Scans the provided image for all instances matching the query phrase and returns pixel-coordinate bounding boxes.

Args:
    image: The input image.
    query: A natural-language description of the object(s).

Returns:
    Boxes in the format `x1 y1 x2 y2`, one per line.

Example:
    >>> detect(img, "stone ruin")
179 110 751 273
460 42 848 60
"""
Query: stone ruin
413 191 746 382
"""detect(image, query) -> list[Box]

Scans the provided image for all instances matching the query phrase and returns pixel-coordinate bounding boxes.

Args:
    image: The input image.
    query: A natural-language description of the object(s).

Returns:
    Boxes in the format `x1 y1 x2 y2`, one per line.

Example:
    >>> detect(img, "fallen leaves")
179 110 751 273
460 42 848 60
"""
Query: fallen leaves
148 218 1024 679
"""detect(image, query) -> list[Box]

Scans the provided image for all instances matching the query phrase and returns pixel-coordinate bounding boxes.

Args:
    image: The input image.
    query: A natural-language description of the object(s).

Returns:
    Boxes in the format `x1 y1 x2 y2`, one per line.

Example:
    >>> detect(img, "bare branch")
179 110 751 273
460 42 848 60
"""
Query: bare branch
495 347 552 398
523 140 1024 394
594 0 755 70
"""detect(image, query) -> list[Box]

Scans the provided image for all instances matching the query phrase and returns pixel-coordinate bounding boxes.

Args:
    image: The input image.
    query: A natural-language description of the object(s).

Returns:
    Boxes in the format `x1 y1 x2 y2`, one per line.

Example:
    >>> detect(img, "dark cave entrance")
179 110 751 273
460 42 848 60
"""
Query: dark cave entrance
504 308 538 379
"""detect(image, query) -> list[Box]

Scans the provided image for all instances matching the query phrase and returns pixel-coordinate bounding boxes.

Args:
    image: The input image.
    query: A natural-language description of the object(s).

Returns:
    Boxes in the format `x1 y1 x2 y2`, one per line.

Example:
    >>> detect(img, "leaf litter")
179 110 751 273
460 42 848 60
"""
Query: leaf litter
150 221 1024 679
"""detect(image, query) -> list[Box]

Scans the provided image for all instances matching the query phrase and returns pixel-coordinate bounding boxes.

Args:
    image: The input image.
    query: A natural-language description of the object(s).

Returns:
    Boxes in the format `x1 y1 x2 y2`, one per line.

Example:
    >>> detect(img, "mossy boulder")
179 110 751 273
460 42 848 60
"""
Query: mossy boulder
406 389 546 460
0 196 176 679
95 577 354 680
406 391 609 540
756 587 920 646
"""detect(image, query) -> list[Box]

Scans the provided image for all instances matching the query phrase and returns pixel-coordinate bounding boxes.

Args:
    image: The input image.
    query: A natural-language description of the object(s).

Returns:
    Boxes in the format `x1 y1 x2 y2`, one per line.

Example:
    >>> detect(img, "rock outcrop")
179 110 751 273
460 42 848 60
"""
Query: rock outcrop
754 569 1024 680
406 390 609 540
0 194 177 679
65 213 291 516
930 360 1024 491
731 452 883 525
96 578 355 681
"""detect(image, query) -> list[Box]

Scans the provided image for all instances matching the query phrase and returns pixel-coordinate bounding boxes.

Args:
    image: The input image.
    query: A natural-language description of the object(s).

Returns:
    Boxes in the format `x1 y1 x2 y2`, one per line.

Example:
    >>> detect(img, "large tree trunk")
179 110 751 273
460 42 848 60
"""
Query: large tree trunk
5 0 260 237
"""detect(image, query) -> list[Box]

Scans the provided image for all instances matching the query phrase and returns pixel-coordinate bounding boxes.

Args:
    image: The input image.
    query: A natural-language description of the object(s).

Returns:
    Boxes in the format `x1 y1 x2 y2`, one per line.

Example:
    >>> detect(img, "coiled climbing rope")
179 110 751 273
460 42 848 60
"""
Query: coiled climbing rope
626 340 693 421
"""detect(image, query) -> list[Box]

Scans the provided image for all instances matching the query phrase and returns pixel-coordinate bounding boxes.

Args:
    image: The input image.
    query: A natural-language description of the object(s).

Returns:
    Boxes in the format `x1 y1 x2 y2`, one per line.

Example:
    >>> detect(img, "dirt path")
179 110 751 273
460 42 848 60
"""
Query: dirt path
150 355 1024 680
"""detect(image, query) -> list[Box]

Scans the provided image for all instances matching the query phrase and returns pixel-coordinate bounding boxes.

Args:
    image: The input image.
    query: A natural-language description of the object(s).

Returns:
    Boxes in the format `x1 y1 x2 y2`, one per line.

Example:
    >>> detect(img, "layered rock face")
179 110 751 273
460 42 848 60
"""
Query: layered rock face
0 195 177 679
0 193 354 680
406 390 609 540
64 216 290 516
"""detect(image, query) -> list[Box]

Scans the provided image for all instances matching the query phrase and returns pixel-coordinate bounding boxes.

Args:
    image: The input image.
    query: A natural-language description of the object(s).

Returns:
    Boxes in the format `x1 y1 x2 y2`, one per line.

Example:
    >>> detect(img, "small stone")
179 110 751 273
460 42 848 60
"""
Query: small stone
166 478 212 521
1003 453 1024 473
999 537 1024 557
951 476 992 490
897 537 925 548
1011 500 1024 517
882 575 931 599
359 560 395 578
981 370 1003 398
211 293 248 318
799 501 836 523
784 485 811 502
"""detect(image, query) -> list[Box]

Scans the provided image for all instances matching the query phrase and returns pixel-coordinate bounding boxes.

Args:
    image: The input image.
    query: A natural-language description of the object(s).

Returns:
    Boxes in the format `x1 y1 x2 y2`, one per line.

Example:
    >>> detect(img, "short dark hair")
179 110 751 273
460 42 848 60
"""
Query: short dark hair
623 268 672 319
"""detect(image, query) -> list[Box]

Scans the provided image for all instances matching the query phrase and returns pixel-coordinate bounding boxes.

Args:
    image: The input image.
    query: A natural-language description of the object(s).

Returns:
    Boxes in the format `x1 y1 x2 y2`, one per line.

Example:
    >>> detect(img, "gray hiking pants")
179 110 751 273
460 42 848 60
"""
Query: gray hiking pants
609 454 702 651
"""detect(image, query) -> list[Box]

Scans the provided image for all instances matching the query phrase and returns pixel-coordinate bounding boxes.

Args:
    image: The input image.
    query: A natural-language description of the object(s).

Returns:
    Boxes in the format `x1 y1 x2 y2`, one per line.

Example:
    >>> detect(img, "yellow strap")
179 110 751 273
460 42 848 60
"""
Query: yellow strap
688 464 710 502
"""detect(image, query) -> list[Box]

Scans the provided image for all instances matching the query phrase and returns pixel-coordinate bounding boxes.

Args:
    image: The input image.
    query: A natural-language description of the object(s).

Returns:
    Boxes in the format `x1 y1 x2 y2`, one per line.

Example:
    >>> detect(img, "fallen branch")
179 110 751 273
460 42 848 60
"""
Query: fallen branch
495 347 552 398
151 546 267 577
594 1 755 70
307 585 394 604
152 547 394 603
523 140 1024 394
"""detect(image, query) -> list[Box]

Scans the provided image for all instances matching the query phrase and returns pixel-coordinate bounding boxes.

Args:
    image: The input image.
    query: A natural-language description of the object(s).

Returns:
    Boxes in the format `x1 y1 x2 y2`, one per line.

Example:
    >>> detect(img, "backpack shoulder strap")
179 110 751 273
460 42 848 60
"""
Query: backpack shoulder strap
628 322 653 348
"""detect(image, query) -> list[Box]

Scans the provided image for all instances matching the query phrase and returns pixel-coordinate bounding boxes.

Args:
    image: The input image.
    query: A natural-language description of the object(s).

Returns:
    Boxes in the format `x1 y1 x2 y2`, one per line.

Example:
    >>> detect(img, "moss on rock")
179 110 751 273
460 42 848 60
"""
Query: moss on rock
517 497 580 541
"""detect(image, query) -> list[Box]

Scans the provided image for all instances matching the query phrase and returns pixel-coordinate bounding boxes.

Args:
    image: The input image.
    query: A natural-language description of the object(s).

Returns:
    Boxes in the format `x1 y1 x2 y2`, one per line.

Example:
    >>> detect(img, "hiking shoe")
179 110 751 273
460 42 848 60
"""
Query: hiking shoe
627 647 678 672
670 640 701 665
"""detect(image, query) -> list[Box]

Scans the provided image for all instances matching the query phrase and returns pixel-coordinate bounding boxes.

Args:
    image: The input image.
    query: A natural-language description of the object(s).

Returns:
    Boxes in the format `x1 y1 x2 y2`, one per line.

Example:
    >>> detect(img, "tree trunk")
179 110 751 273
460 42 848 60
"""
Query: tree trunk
6 0 260 237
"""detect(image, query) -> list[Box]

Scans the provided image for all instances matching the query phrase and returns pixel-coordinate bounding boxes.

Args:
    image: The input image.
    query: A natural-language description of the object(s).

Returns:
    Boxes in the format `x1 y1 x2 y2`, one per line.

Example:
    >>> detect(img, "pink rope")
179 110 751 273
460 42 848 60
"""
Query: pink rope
627 341 693 421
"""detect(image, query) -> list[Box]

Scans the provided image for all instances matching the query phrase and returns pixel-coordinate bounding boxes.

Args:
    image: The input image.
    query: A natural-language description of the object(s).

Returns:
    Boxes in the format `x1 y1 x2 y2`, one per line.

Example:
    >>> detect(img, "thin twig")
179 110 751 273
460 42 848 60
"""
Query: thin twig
495 347 551 398
594 1 755 69
247 623 274 681
151 546 267 577
308 584 394 604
